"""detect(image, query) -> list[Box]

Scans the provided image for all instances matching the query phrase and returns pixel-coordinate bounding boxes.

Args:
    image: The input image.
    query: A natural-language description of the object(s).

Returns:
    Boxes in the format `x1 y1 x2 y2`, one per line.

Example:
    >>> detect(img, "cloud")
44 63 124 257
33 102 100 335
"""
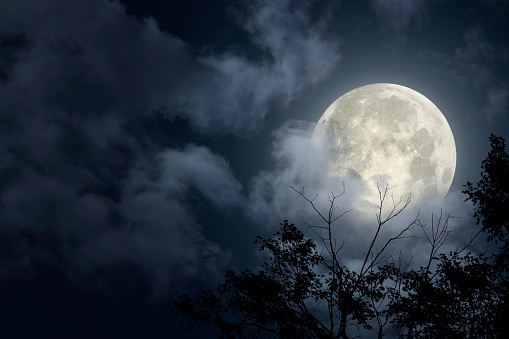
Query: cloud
441 26 509 88
246 119 405 226
0 0 340 293
158 146 242 207
449 27 509 122
177 0 341 133
420 26 509 122
454 27 497 62
452 28 509 122
246 120 330 226
449 27 500 86
371 0 428 37
483 85 509 122
1 0 344 295
0 0 189 142
0 142 241 295
0 0 339 137
246 119 479 274
483 0 509 12
79 145 241 295
246 119 393 235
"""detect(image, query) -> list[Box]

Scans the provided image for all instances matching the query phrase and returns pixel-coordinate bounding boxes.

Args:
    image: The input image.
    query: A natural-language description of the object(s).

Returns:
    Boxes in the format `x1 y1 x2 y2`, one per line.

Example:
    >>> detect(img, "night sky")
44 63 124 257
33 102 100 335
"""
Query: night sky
1 0 508 338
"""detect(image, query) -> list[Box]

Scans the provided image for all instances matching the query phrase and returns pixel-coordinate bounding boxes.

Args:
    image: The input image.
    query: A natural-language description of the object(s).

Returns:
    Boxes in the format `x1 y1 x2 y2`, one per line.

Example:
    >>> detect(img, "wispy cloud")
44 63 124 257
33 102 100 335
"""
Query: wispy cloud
452 27 500 85
484 85 509 122
246 119 477 274
371 0 429 38
453 28 509 121
178 0 341 133
420 26 509 122
246 120 327 225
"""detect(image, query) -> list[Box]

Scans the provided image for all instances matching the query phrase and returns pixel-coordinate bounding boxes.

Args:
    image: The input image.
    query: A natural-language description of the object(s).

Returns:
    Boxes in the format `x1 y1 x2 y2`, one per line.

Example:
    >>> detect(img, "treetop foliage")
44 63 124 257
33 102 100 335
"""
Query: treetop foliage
172 134 509 338
464 134 509 243
464 134 509 270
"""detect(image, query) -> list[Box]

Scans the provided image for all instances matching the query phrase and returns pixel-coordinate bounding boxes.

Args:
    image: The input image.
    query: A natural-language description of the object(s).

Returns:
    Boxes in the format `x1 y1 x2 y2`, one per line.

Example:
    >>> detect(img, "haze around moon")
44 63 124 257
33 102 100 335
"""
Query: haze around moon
312 83 456 209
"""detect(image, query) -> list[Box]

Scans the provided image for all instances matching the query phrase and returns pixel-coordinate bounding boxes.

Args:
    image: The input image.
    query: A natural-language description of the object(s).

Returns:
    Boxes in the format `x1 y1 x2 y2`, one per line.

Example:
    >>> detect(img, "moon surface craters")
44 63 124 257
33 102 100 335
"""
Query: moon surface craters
313 83 456 208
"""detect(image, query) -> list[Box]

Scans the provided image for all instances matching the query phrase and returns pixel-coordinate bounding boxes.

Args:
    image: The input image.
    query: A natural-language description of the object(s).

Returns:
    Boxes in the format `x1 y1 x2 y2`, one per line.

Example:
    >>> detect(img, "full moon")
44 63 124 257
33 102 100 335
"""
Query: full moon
312 83 456 208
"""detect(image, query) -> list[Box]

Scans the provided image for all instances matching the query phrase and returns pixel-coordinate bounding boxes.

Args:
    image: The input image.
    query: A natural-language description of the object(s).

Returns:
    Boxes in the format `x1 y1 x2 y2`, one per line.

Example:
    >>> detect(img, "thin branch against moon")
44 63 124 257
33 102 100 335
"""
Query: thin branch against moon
312 83 456 210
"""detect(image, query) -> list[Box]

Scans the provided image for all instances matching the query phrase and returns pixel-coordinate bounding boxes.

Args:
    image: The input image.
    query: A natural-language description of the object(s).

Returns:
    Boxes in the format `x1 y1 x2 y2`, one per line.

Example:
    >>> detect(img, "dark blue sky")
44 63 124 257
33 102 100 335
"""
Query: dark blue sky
0 0 508 337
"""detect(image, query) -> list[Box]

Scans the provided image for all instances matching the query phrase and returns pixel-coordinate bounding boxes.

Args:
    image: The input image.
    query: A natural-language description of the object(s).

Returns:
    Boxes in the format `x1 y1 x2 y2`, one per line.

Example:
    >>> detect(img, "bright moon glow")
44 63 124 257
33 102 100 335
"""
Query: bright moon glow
313 83 456 208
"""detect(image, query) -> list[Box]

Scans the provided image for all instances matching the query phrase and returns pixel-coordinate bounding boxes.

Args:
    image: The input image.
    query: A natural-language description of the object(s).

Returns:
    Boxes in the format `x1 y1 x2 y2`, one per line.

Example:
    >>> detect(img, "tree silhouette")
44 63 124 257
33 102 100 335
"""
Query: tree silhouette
463 134 509 336
464 134 509 269
173 185 419 338
384 250 501 338
172 135 509 338
173 221 331 338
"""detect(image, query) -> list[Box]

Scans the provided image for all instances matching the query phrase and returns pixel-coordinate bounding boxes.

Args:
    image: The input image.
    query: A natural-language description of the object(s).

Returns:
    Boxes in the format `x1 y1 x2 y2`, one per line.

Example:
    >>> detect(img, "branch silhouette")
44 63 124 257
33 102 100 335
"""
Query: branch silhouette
171 135 508 338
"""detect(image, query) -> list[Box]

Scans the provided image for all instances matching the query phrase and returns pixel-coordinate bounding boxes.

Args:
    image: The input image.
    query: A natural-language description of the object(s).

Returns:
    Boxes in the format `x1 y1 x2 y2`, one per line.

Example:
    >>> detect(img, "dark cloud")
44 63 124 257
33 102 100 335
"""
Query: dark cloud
0 0 339 297
175 0 341 133
451 28 509 122
0 0 340 136
371 0 429 38
0 143 240 295
79 145 241 295
484 85 509 122
452 27 501 86
455 27 498 61
0 0 505 336
419 26 509 123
